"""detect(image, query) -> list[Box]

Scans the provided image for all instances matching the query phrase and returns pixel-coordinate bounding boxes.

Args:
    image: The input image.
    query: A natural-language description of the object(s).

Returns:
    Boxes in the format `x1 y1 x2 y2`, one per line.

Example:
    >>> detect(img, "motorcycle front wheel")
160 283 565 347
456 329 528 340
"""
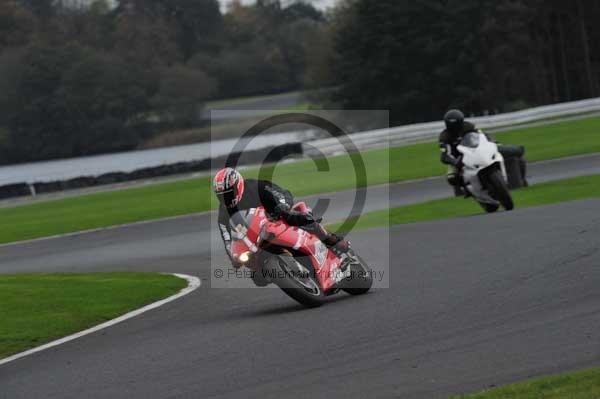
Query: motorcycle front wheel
342 250 374 296
268 254 326 308
484 169 514 211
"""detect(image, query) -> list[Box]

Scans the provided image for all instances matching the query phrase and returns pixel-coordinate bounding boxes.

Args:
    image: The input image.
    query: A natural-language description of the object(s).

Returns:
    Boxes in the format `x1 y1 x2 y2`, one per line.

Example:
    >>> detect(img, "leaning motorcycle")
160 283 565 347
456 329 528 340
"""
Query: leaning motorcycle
228 205 373 308
457 131 515 213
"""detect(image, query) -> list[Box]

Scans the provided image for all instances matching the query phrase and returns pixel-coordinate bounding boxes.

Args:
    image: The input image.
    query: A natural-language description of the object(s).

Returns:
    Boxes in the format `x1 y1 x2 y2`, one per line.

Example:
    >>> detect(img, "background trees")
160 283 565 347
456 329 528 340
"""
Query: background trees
0 0 325 164
1 0 599 163
321 0 600 125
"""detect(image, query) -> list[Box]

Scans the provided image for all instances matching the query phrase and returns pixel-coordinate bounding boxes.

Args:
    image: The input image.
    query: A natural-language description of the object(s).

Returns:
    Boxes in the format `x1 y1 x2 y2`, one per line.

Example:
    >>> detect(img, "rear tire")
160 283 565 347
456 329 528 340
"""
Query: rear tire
486 169 514 211
269 254 326 308
479 202 499 213
453 185 465 197
342 251 373 296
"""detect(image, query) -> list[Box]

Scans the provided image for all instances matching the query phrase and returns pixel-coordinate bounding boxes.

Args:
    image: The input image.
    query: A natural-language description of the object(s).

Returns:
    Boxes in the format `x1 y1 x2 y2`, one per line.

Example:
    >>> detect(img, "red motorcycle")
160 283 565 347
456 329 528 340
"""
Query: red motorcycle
229 203 373 308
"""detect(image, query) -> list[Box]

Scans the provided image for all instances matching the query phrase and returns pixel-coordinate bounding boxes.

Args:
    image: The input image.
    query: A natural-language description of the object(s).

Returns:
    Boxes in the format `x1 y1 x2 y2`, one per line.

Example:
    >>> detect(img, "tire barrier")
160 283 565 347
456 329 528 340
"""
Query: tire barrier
499 145 528 189
0 183 32 200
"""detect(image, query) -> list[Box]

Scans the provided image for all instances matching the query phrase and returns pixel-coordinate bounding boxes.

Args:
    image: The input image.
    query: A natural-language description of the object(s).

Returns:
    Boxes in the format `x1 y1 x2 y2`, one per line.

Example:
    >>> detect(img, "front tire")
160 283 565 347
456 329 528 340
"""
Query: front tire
269 254 326 308
486 169 514 211
342 250 373 296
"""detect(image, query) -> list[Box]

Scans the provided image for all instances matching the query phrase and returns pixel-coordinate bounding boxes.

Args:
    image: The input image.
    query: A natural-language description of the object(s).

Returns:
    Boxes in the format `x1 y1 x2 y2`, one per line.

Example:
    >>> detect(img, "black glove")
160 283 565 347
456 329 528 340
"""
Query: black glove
273 203 316 226
293 211 316 226
454 156 464 170
272 203 289 217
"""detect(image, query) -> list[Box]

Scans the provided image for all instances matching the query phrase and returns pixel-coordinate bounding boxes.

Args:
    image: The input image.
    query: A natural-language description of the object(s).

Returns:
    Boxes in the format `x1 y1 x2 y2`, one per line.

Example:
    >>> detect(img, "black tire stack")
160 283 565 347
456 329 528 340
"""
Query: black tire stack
499 145 528 189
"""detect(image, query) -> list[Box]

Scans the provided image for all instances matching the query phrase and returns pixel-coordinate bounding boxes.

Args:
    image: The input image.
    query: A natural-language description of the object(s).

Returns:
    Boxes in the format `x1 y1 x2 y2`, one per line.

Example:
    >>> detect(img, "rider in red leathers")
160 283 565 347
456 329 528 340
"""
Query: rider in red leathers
213 168 349 270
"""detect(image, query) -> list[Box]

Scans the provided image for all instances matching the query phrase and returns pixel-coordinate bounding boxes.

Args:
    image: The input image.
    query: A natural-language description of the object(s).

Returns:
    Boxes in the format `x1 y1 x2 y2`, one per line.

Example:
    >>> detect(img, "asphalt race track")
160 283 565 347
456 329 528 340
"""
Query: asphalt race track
0 155 599 398
1 153 600 274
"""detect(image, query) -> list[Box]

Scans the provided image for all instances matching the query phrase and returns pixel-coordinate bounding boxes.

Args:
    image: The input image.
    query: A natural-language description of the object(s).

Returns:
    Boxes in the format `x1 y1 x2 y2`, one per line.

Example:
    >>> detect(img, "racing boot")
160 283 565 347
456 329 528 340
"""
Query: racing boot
304 223 352 261
462 185 473 198
323 233 351 261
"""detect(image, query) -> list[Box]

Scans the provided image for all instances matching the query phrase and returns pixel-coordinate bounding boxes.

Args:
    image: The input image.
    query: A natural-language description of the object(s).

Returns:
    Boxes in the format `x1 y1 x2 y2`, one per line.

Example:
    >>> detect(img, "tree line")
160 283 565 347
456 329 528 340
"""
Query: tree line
1 0 599 164
314 0 600 125
0 0 325 164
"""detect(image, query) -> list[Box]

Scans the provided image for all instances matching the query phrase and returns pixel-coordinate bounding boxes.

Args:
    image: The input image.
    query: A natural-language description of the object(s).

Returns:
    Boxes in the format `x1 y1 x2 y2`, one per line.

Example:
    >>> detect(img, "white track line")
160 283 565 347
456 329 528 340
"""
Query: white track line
0 273 201 367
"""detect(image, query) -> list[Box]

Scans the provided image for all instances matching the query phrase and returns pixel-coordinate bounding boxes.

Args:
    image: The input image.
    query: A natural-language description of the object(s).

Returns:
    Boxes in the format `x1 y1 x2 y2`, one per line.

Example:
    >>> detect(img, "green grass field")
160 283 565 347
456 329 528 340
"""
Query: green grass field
451 367 600 399
330 173 600 232
1 116 600 244
0 273 186 359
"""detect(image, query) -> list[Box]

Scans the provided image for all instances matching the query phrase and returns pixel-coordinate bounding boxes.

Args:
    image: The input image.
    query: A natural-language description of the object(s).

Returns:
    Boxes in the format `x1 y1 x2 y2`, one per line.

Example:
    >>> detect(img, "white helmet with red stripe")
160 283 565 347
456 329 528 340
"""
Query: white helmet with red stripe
213 167 245 208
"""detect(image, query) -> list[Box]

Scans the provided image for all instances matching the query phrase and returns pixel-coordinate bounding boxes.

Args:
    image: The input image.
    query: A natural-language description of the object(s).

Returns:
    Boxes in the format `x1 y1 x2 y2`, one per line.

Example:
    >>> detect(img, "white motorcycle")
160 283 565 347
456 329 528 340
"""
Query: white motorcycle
457 131 514 213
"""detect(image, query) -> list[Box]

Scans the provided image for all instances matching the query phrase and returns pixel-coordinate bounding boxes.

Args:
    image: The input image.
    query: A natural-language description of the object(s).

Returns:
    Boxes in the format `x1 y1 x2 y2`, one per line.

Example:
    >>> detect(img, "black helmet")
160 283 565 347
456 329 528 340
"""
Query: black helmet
444 109 464 136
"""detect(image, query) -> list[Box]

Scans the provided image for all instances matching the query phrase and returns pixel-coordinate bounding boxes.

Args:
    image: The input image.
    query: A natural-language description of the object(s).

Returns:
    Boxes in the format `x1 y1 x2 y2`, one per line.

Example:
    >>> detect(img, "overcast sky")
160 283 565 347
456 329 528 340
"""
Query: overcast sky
78 1 340 13
218 0 340 12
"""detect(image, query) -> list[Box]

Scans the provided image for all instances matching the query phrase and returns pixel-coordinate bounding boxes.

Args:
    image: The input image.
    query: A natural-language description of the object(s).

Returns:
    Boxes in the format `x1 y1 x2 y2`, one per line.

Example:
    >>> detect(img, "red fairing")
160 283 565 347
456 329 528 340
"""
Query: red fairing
231 239 250 261
266 224 342 292
229 207 343 293
230 208 264 260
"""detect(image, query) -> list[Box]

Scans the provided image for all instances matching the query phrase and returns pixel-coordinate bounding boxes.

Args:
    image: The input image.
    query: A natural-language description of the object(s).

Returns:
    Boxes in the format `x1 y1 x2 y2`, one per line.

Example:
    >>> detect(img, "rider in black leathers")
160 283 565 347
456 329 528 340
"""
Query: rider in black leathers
439 109 477 187
439 109 527 189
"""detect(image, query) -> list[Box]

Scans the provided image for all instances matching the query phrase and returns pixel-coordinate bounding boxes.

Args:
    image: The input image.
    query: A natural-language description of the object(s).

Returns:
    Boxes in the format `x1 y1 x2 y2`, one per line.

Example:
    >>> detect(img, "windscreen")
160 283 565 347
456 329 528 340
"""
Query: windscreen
461 132 480 148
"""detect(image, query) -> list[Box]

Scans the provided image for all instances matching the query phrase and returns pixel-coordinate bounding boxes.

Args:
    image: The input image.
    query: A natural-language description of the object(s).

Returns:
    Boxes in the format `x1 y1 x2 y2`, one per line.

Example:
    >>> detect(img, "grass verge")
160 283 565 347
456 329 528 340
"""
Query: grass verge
451 367 600 399
1 116 600 244
330 174 600 232
0 273 186 359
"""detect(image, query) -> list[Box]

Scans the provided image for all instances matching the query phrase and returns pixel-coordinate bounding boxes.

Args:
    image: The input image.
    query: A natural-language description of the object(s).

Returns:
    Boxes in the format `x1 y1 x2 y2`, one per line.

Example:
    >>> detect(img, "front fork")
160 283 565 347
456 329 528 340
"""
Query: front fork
499 160 508 181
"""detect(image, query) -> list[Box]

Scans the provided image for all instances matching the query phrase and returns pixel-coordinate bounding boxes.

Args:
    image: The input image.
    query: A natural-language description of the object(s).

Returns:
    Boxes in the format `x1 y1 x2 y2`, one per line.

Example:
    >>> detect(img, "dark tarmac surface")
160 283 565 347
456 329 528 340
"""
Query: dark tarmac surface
0 155 599 398
1 153 599 274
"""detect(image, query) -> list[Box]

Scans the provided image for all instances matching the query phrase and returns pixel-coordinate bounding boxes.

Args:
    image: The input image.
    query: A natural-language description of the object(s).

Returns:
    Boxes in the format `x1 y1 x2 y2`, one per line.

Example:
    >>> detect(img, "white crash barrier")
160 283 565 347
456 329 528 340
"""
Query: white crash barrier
304 97 600 156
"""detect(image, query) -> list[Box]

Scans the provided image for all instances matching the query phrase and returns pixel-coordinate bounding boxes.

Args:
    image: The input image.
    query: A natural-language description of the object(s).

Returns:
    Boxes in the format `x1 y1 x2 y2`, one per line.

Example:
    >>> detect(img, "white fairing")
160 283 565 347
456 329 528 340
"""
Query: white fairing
457 132 507 205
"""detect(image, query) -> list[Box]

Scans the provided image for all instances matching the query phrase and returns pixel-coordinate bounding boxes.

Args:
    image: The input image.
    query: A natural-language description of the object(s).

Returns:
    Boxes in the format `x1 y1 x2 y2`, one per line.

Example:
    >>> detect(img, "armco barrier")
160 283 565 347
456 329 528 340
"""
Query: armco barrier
2 97 599 201
304 97 600 156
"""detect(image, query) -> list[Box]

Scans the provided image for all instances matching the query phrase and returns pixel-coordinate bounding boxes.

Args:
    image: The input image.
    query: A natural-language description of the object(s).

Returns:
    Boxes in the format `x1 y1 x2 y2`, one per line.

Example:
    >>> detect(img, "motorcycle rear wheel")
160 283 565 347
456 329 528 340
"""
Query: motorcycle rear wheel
479 201 500 213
